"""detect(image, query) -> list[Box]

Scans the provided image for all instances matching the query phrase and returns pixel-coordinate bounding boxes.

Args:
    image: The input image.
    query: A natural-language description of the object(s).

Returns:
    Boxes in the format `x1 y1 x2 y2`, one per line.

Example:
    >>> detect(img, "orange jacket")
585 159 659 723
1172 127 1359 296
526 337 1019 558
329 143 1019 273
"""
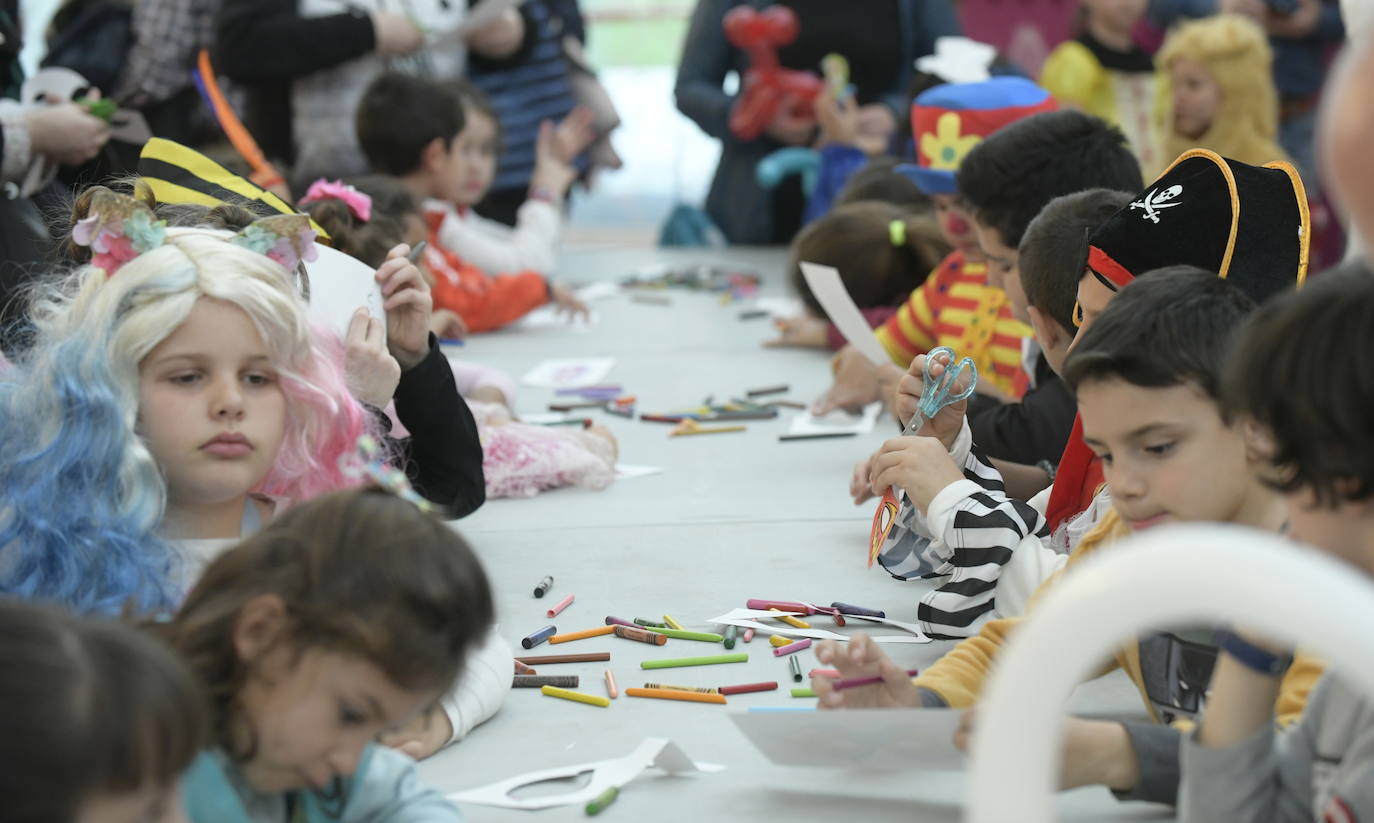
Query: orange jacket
422 212 549 333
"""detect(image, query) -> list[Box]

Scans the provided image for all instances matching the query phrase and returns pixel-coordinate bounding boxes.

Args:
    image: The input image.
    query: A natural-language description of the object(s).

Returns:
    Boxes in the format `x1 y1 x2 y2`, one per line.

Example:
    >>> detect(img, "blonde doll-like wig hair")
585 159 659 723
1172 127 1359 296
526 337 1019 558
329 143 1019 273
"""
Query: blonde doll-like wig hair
1155 14 1292 177
0 224 371 615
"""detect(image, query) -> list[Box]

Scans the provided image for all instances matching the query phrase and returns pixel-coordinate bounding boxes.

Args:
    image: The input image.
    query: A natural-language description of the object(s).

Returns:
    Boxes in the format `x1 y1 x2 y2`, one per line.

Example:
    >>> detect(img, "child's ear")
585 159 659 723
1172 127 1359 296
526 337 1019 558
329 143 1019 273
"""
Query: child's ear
232 593 290 667
420 137 449 173
1026 305 1069 353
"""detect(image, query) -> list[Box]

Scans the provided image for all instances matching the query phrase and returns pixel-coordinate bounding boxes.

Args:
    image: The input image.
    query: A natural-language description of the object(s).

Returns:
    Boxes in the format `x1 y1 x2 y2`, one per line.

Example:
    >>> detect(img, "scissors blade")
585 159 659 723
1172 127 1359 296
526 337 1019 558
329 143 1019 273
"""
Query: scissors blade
898 410 929 438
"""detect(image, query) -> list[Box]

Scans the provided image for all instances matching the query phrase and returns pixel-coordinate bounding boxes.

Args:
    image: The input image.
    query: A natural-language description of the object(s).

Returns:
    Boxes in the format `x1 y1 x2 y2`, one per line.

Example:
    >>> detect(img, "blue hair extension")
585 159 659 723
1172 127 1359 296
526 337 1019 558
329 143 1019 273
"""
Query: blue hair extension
0 331 177 616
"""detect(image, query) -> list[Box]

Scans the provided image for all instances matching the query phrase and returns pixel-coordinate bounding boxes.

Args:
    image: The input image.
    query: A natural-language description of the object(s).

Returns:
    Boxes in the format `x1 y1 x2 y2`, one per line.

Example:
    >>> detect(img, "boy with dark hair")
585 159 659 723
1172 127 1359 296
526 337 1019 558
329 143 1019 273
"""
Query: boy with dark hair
355 73 585 333
818 109 1143 437
869 189 1131 599
1181 260 1374 822
820 269 1323 807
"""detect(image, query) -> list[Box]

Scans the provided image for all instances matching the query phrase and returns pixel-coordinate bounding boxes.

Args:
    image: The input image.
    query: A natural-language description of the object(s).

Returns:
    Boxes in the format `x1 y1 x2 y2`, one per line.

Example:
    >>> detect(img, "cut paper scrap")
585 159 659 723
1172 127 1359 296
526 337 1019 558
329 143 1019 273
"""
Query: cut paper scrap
799 262 893 368
707 609 929 644
835 612 932 641
787 402 883 437
615 464 664 480
750 296 805 319
510 305 600 332
447 737 722 810
521 358 616 389
305 245 387 341
732 707 964 770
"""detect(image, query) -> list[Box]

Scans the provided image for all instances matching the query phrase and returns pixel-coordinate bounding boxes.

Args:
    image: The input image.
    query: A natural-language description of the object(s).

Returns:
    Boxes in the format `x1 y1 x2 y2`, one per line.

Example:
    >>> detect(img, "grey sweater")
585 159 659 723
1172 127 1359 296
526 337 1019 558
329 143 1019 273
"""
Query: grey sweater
1180 674 1374 821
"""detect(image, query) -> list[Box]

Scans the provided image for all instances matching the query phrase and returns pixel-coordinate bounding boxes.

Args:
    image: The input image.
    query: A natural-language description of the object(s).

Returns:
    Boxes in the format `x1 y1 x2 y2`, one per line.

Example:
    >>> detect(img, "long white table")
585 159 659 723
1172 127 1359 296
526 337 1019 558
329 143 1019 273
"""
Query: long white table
418 246 1175 822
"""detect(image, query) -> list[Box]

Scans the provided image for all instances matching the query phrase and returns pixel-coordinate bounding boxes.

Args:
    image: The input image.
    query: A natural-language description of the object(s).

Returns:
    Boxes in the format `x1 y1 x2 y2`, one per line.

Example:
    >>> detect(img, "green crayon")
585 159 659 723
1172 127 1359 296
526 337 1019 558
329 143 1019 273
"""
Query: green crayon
723 624 739 650
791 687 817 698
633 617 667 628
641 653 748 670
645 627 723 643
585 786 619 816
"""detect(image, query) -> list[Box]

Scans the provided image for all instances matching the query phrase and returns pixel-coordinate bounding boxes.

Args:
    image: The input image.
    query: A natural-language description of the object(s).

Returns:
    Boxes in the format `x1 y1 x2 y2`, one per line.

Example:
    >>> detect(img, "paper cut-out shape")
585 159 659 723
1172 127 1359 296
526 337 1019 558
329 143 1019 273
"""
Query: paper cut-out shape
732 707 964 769
448 738 722 810
799 262 893 367
707 609 930 644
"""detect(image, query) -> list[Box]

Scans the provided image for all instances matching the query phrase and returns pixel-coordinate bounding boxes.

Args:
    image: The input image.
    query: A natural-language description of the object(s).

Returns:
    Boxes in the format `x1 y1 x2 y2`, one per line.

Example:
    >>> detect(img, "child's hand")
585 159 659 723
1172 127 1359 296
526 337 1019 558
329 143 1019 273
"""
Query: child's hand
894 352 969 449
551 106 598 165
24 102 111 166
585 423 620 461
530 109 595 201
812 634 921 709
763 314 829 348
549 284 590 320
379 705 453 761
813 346 882 414
430 308 467 341
814 94 860 148
371 11 425 56
868 435 966 514
344 308 401 408
377 244 433 370
765 93 815 146
850 453 878 505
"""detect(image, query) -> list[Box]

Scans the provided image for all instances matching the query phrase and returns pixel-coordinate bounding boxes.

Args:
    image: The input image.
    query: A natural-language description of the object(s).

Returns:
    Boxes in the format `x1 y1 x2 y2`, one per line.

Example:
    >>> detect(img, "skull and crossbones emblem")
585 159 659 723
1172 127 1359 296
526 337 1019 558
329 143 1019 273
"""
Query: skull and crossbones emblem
1130 184 1184 224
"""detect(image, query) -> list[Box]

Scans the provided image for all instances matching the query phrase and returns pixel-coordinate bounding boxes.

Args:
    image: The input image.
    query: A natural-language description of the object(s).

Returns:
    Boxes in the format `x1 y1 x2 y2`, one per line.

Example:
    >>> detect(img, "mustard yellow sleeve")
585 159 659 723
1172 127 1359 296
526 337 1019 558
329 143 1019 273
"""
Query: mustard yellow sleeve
1039 41 1102 113
1275 651 1325 728
911 614 1023 708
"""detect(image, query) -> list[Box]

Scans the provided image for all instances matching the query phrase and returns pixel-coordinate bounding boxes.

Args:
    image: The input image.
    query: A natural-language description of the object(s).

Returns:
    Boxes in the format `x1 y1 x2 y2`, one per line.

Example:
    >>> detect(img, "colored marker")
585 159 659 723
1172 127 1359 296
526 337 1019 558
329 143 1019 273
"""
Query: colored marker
773 639 812 657
586 786 619 816
746 384 789 397
546 594 575 618
604 669 618 699
633 618 667 628
829 669 921 692
742 628 755 643
718 681 778 696
789 655 802 681
405 240 428 263
513 675 579 688
533 576 554 598
643 682 720 694
645 628 722 643
549 625 615 644
516 653 611 665
540 685 610 708
769 608 811 629
604 615 637 629
831 601 885 618
641 654 748 670
625 687 727 705
723 625 738 649
521 625 557 649
662 614 684 630
613 625 668 645
768 635 793 648
791 687 817 698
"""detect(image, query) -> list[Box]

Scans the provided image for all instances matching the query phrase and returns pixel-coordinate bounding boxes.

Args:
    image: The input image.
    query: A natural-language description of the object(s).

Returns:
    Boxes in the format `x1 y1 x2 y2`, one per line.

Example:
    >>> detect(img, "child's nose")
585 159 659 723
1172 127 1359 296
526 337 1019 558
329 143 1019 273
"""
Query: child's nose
209 378 245 419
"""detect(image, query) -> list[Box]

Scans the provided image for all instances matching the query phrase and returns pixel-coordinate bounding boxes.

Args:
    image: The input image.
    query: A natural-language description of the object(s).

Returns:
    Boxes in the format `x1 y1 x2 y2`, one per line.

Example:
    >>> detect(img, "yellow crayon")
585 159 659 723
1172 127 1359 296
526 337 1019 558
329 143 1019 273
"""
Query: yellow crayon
663 614 684 630
768 634 794 648
540 685 611 708
769 607 810 629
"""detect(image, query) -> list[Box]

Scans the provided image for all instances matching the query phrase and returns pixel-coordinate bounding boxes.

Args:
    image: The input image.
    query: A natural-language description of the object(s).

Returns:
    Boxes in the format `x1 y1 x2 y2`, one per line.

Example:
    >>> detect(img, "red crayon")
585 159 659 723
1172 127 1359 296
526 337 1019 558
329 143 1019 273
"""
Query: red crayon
718 681 779 696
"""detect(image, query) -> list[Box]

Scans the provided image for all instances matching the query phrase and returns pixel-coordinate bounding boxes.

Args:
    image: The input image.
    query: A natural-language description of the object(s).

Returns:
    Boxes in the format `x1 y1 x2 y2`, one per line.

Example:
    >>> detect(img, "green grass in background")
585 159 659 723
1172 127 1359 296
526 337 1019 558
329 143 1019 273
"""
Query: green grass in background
581 0 694 67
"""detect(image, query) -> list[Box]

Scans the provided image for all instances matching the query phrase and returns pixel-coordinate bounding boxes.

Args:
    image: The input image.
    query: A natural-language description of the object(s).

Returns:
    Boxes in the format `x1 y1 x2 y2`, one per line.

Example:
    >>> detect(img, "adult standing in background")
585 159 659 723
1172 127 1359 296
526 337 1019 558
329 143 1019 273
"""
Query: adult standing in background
675 0 960 245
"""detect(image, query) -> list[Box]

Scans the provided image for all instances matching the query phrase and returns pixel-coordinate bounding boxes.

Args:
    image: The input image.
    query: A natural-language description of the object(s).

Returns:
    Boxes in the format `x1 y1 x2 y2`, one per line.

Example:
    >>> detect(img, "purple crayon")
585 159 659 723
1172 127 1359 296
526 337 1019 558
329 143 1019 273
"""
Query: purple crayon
604 616 637 629
830 601 885 619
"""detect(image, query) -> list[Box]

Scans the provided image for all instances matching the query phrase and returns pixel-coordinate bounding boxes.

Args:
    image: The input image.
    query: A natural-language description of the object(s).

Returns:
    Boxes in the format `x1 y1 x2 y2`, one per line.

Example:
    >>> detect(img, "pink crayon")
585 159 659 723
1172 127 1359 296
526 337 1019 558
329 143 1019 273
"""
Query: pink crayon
772 638 812 657
742 628 755 643
604 616 636 628
546 594 575 618
830 668 921 691
746 599 813 614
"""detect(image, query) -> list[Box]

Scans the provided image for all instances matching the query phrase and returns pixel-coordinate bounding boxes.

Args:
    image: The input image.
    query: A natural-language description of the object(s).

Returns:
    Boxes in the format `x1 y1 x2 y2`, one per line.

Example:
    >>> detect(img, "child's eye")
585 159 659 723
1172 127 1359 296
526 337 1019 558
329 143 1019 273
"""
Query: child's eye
338 703 368 726
168 372 201 385
242 372 275 387
1144 442 1176 457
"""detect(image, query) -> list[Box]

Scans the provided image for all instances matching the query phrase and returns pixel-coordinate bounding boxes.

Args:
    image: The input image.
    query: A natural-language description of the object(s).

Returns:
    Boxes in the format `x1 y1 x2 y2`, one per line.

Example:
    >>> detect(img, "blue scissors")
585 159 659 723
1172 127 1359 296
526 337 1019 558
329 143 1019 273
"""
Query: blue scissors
867 346 977 566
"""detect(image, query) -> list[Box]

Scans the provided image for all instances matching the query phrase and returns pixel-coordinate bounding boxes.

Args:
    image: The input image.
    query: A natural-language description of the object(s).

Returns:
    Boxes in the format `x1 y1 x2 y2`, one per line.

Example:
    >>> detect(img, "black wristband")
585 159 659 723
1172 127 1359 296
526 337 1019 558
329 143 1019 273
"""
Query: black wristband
1217 630 1293 677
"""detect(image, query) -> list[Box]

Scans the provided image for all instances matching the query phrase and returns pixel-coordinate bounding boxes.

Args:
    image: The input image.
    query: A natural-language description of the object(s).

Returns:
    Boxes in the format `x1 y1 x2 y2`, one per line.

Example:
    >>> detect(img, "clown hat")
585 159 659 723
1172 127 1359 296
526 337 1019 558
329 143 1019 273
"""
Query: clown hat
905 77 1057 195
1086 149 1309 304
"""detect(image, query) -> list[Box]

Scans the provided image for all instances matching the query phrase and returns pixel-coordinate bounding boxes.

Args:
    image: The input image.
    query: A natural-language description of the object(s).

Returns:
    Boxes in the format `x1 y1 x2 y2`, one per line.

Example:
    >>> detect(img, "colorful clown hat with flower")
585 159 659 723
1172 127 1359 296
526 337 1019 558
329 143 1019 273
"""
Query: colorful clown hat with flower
904 77 1057 195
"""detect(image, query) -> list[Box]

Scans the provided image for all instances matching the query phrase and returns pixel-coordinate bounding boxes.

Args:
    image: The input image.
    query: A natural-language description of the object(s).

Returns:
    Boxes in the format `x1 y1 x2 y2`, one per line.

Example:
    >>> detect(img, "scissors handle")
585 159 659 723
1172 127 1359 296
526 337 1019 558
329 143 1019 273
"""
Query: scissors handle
916 347 978 421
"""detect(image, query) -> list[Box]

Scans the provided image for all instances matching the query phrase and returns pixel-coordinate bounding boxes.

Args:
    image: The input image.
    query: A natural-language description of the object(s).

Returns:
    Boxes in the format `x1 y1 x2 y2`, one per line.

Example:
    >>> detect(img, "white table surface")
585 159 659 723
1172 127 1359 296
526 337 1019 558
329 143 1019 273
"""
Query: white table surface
418 246 1175 823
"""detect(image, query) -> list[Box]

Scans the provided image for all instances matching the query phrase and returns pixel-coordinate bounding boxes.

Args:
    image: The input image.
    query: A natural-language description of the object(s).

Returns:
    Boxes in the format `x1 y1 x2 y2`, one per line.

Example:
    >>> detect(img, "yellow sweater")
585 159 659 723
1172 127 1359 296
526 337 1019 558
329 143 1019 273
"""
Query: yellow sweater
912 507 1322 729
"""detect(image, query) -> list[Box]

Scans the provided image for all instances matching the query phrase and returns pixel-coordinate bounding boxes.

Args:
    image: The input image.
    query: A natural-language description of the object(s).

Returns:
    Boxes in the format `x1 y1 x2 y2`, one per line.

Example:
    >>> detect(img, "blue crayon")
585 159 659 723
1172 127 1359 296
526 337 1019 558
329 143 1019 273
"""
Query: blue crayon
521 625 557 649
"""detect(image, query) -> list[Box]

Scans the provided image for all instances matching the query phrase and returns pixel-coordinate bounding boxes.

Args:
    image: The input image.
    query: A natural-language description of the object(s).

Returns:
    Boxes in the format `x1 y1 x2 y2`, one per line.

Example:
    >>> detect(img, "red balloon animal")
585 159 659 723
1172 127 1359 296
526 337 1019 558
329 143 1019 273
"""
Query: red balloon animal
722 5 823 141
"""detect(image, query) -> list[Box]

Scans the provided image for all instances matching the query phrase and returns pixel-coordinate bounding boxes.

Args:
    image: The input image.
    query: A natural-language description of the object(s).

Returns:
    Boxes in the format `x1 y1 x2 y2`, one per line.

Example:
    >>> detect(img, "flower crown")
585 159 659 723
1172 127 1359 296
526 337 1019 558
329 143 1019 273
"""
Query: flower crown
298 179 373 223
72 188 319 277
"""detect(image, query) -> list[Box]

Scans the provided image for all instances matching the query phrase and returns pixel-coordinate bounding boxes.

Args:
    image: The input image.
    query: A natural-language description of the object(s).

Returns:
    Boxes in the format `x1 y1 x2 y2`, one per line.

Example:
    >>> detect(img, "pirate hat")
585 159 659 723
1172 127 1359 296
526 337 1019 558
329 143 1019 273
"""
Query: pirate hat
904 77 1057 195
1086 149 1310 304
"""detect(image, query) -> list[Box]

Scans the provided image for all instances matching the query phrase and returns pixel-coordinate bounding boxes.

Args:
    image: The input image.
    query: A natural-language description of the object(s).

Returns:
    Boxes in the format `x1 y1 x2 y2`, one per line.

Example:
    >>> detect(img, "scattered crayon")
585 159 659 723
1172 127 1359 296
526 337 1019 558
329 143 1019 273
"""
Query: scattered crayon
613 625 668 645
604 616 637 628
746 599 812 613
604 669 618 699
769 608 811 629
641 654 748 670
533 576 554 598
513 675 579 688
645 627 722 643
773 638 812 657
514 659 538 675
539 418 594 428
746 384 789 397
586 786 620 816
662 614 684 630
809 668 840 679
768 634 793 648
738 308 769 320
778 432 859 441
516 653 611 665
831 601 885 618
830 669 921 692
742 628 755 643
550 626 615 644
625 687 727 705
723 625 739 649
521 625 557 649
789 656 802 681
541 685 610 708
634 618 667 628
718 681 778 696
546 593 575 618
549 401 607 411
791 687 817 698
766 400 807 410
643 683 720 694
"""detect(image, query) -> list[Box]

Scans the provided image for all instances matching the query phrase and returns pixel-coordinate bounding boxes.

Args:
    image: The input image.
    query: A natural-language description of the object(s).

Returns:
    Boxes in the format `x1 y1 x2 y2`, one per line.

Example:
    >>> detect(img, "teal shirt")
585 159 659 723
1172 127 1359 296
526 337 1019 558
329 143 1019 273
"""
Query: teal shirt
183 743 461 823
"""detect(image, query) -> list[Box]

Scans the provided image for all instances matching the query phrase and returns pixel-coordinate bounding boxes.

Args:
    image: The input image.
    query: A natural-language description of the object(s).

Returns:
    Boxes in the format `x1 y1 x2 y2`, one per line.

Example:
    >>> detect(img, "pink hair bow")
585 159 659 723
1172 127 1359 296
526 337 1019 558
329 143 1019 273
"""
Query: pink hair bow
299 179 372 223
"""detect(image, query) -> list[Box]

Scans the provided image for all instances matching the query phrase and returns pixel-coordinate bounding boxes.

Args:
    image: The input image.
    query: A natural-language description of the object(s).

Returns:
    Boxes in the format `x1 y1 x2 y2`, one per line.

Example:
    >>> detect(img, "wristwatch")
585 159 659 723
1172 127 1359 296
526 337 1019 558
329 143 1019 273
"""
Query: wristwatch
1217 630 1293 677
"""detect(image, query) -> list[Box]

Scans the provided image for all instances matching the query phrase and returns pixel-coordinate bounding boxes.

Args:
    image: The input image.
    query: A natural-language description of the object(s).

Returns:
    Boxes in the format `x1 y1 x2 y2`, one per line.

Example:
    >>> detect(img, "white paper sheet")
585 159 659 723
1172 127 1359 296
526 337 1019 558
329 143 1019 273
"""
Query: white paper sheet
799 262 894 367
750 296 805 319
615 464 664 480
574 281 621 301
509 305 599 332
731 708 965 770
305 244 387 341
787 402 883 436
447 738 722 810
521 358 616 388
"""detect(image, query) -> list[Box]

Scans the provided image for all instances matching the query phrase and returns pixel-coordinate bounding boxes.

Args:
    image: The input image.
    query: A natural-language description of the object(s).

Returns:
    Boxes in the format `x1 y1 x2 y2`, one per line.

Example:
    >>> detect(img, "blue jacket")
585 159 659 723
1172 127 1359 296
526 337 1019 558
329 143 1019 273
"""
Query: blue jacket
183 744 461 822
674 0 960 244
